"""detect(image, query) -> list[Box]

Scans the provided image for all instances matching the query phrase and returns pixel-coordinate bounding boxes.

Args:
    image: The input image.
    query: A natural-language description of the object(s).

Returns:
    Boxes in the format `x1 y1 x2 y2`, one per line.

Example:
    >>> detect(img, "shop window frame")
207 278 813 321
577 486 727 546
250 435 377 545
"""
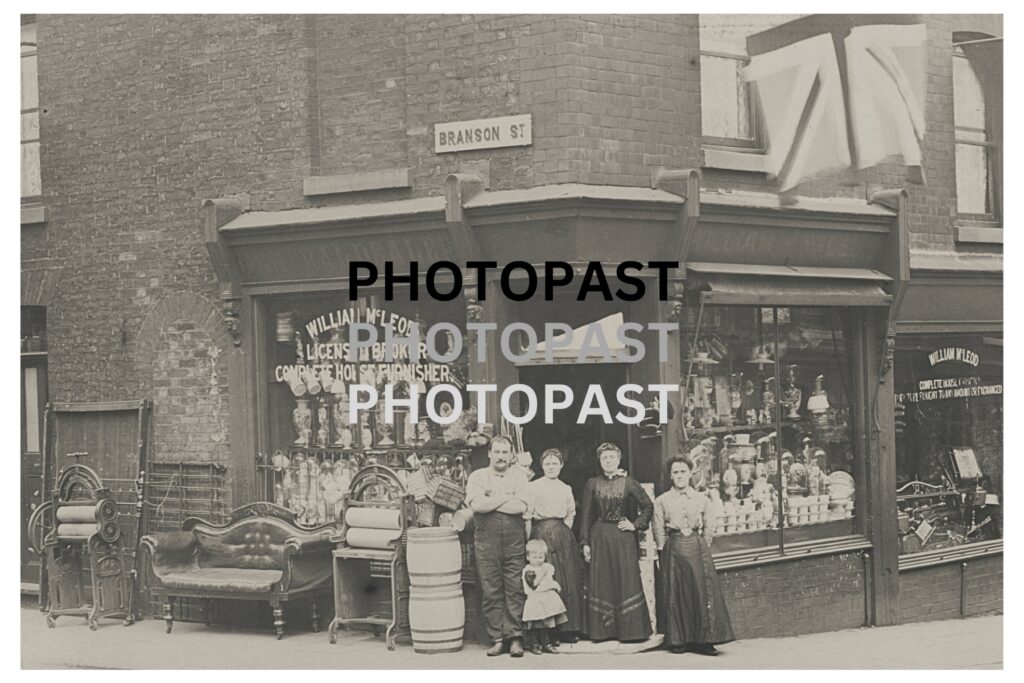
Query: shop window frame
251 289 474 526
893 332 1003 562
680 302 871 561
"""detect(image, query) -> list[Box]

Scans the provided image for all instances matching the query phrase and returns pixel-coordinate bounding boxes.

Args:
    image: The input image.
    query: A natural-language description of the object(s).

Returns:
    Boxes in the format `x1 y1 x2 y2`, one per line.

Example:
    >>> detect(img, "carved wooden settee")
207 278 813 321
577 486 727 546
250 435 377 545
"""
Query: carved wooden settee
140 502 335 639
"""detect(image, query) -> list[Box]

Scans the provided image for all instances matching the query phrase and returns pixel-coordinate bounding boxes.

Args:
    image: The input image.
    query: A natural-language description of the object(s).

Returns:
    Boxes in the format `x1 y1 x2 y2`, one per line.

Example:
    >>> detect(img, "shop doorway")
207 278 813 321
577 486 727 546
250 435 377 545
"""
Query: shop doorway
517 362 631 519
21 305 47 592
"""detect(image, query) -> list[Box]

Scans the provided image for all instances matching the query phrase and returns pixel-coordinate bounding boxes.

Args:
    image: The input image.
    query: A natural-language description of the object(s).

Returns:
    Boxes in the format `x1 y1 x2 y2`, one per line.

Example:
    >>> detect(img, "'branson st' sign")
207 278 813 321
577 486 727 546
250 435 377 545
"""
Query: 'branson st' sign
434 114 532 153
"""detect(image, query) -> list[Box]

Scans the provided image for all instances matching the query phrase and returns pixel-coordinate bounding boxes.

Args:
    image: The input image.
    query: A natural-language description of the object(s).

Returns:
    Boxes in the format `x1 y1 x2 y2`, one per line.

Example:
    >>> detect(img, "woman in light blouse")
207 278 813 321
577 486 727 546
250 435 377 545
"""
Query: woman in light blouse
524 448 584 641
653 456 734 655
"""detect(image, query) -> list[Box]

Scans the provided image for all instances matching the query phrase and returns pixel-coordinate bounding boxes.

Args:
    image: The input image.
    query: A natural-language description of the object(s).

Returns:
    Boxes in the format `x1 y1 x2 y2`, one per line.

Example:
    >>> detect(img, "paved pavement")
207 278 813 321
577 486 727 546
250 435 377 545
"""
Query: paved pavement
21 606 1001 669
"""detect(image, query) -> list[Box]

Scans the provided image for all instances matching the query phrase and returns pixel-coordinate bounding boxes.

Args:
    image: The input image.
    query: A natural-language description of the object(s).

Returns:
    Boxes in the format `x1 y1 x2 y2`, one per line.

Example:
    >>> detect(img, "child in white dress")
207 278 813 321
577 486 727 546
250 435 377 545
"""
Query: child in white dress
522 539 568 654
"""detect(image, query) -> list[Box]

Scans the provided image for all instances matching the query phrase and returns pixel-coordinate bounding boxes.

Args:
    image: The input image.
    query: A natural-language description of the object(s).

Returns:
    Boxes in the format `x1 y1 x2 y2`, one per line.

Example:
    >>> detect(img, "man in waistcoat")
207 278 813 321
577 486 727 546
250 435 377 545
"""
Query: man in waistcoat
465 435 529 657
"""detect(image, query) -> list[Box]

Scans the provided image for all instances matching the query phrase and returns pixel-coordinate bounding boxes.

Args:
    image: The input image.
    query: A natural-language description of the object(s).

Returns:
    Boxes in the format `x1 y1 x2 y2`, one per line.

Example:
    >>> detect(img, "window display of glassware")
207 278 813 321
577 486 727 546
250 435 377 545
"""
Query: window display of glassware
680 307 857 542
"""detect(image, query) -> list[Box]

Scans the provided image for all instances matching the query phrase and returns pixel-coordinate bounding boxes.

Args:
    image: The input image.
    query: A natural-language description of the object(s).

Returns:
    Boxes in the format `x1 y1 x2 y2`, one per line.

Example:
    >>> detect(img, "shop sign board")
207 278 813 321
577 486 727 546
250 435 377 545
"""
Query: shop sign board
434 114 532 153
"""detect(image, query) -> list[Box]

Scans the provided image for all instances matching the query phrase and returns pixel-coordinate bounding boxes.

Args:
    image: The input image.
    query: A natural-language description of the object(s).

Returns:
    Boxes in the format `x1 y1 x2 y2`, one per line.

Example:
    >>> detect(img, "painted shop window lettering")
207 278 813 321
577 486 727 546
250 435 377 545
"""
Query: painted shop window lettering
894 334 1003 554
258 294 470 528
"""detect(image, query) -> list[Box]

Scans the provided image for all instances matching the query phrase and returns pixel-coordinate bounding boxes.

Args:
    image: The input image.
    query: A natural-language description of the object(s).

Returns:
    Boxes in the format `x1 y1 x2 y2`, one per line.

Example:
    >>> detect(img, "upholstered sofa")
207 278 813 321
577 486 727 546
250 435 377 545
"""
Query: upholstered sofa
140 502 335 639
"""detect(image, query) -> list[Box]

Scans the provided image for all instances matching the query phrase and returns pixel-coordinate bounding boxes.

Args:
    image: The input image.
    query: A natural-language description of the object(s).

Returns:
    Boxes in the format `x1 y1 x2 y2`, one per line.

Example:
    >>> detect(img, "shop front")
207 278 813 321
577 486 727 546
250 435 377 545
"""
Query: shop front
203 174 911 640
893 262 1003 622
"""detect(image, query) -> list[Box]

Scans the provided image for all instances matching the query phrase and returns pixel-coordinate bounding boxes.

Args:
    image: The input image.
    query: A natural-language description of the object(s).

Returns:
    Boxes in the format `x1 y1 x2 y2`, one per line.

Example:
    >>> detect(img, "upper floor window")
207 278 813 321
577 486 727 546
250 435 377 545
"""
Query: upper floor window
21 20 40 202
953 35 1001 219
699 14 804 147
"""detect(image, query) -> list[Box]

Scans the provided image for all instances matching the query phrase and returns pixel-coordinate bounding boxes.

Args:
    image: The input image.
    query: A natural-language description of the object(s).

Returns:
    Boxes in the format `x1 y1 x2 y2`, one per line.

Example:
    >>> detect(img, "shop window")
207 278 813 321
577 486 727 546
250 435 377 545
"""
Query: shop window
894 334 1002 555
699 14 804 147
21 19 40 202
258 293 469 527
953 34 1001 220
680 306 859 553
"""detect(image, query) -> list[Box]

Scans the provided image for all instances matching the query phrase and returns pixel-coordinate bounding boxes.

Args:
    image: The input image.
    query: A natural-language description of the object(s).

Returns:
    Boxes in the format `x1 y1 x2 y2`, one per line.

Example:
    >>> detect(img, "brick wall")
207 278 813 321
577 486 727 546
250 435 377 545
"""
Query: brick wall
33 14 315 406
719 553 866 639
898 555 1002 623
149 319 230 465
309 14 701 195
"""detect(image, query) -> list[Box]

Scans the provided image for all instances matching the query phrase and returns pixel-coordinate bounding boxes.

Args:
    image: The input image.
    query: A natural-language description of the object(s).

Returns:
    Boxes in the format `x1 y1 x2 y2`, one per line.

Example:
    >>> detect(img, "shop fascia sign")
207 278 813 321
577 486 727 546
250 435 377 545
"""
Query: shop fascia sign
434 114 531 153
927 346 980 368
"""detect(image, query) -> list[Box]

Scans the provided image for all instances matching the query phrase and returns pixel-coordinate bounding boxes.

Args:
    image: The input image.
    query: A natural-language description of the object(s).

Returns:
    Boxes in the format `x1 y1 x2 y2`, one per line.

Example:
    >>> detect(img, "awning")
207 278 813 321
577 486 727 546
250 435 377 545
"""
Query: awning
687 262 893 307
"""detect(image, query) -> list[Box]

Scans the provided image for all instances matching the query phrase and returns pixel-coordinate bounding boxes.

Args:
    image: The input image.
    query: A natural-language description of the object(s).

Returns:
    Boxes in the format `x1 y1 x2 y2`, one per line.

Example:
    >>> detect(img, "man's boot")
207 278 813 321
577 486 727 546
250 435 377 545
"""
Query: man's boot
486 640 509 656
509 638 524 658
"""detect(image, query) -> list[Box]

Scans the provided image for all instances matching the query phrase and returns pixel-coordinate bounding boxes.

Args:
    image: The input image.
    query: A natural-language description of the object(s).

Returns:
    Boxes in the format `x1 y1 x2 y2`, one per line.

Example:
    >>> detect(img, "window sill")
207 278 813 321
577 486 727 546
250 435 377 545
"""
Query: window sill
700 146 768 174
954 221 1002 245
712 535 871 571
21 204 46 227
898 539 1002 571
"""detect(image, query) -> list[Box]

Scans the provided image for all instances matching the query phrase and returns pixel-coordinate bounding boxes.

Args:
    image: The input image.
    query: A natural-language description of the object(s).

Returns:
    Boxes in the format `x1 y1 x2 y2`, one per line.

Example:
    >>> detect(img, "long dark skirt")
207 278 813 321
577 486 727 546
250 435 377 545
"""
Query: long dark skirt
586 521 652 642
531 519 585 635
656 533 734 648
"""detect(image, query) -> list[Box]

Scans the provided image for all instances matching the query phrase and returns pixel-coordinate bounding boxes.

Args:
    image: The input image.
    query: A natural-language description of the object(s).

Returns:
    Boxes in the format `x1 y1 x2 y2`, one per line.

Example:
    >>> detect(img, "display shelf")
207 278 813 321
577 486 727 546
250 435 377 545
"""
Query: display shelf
685 418 809 436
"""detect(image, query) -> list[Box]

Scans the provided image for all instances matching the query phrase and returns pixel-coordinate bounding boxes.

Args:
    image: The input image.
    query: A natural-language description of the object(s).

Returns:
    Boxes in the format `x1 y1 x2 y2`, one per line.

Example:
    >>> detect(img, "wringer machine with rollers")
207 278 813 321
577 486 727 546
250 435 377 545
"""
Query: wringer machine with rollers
39 464 134 629
328 464 416 650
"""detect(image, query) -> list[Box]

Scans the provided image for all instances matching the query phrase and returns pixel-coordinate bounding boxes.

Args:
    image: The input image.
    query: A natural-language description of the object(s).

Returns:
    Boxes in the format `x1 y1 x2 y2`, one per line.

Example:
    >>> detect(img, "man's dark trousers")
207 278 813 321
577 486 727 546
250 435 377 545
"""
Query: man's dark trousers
474 510 526 643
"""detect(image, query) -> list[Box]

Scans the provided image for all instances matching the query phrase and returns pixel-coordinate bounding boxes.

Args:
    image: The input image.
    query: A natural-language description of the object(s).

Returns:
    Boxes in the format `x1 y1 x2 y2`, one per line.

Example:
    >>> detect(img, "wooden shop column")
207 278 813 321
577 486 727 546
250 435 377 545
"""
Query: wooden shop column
623 283 683 490
464 282 517 464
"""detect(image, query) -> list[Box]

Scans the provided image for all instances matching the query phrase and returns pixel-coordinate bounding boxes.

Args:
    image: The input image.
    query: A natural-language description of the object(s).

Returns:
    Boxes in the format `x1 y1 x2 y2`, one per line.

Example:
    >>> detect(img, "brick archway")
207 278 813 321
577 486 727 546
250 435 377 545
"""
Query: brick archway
135 292 234 488
135 292 232 373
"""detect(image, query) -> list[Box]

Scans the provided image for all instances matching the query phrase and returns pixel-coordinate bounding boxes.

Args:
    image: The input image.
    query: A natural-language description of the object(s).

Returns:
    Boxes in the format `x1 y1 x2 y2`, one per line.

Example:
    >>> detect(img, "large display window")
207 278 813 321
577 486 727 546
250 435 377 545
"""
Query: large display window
894 333 1003 554
680 305 860 552
257 293 470 526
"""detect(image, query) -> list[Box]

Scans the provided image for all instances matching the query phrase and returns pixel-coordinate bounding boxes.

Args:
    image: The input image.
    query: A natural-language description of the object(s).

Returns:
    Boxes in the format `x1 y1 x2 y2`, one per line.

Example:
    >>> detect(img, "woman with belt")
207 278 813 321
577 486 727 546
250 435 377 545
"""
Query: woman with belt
653 456 734 655
524 448 585 643
579 442 654 642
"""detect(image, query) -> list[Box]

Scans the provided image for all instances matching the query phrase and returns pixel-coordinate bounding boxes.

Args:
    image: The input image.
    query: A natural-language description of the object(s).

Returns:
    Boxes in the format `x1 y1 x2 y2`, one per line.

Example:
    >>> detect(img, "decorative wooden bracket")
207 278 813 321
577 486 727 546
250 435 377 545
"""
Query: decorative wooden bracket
465 283 483 323
443 174 485 264
665 280 686 322
652 168 701 268
869 188 910 383
203 197 247 347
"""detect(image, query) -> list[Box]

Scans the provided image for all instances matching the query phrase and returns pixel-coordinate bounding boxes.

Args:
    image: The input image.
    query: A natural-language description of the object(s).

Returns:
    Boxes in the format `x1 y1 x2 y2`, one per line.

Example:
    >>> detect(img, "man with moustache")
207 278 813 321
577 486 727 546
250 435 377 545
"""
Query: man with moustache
465 435 530 657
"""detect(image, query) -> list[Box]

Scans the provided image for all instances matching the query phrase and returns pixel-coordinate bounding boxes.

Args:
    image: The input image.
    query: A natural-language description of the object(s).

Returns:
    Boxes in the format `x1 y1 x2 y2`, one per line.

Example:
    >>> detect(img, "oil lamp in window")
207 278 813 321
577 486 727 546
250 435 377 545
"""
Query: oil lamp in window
807 374 830 414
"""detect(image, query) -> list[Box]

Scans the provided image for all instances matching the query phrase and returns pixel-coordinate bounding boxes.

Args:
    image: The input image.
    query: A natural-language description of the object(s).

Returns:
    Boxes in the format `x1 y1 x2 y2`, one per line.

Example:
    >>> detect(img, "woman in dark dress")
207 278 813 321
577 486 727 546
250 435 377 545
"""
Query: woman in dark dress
653 457 734 655
579 442 654 642
524 448 585 642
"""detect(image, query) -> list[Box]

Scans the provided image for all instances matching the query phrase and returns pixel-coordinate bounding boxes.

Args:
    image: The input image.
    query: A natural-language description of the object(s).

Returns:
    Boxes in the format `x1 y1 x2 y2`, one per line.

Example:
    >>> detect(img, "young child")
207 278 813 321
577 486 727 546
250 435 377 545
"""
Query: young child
522 539 568 654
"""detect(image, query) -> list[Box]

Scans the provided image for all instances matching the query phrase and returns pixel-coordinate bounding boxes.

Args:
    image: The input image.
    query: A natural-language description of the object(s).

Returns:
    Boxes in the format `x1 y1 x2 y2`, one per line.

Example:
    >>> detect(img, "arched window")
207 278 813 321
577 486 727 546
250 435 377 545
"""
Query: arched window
953 33 1001 219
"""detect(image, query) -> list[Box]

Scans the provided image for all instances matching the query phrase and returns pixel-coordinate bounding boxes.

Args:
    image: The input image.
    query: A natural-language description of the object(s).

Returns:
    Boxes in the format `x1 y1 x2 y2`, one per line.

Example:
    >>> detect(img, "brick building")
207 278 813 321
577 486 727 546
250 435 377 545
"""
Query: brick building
21 14 1001 638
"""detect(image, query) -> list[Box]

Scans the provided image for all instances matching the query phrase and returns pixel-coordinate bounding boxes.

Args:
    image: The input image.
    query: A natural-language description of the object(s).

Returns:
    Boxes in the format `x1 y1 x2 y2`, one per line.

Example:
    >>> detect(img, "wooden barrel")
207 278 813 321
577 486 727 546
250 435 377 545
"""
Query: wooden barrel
406 527 462 588
406 527 464 653
408 583 465 653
